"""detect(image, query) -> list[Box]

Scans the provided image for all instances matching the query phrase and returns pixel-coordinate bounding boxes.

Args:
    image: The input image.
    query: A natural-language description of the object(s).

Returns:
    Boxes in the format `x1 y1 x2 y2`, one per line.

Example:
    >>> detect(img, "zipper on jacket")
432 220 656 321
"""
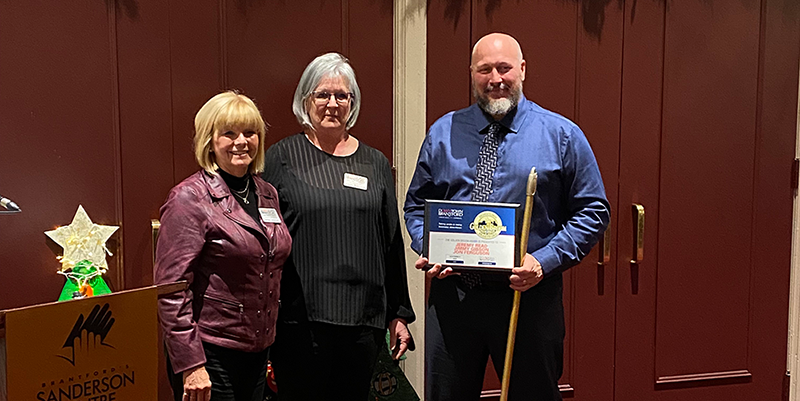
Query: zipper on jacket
267 224 275 262
203 294 244 314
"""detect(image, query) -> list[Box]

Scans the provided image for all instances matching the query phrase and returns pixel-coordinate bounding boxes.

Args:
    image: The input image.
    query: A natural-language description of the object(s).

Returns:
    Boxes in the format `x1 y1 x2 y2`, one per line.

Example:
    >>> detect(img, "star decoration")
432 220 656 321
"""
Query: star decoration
45 205 119 272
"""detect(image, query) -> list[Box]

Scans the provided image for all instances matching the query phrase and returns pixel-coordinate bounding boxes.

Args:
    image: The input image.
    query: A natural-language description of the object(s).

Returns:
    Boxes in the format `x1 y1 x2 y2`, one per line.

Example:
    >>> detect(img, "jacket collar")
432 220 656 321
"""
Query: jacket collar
201 170 274 203
199 171 273 240
203 170 232 199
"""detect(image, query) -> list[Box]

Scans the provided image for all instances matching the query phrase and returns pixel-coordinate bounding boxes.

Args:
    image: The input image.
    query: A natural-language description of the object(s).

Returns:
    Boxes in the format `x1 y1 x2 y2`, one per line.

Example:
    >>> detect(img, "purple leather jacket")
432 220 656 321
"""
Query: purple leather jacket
155 171 291 373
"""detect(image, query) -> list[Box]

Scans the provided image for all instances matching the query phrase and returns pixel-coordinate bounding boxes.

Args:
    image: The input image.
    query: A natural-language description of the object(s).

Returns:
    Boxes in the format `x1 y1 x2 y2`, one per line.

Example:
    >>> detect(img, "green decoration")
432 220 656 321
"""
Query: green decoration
57 260 112 301
368 330 420 401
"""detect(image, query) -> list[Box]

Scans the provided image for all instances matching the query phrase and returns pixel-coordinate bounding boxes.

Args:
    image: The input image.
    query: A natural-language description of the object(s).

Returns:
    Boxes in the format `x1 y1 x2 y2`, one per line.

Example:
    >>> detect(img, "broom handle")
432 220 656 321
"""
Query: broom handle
499 167 537 401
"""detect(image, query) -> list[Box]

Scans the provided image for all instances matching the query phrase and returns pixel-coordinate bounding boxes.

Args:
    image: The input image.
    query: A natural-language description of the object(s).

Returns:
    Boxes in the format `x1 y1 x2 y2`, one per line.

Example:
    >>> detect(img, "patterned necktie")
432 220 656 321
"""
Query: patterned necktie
472 122 502 202
461 122 503 289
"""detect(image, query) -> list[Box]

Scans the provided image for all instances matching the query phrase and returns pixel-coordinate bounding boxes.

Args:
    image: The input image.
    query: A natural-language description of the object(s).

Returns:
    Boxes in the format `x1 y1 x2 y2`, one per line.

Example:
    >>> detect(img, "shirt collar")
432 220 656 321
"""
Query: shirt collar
470 94 530 135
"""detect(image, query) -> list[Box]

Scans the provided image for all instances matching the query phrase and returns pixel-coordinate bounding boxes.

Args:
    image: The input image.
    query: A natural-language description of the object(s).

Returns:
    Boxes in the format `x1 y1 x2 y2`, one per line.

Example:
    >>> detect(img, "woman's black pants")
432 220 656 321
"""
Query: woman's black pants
167 342 270 401
270 321 384 401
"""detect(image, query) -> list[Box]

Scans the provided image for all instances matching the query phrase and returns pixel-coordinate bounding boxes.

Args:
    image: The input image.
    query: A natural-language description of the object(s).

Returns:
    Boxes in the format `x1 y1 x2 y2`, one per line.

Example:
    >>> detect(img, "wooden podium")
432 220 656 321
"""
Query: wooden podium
0 282 184 401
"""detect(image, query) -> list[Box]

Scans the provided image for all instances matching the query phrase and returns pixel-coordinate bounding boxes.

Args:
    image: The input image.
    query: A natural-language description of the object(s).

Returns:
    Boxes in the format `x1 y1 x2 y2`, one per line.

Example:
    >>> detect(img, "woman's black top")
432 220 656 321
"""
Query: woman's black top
263 133 415 329
217 169 259 225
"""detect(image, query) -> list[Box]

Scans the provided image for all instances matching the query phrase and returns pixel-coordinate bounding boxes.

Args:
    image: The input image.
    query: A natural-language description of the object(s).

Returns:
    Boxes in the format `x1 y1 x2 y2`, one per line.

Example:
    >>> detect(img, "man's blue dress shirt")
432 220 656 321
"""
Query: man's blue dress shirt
404 96 610 276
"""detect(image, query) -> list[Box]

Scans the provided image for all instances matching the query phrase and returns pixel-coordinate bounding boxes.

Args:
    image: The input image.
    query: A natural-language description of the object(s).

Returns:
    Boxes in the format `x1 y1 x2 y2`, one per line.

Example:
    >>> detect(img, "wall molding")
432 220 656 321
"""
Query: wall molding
656 369 752 386
107 0 125 291
393 0 427 397
788 49 800 401
480 384 574 399
218 0 228 89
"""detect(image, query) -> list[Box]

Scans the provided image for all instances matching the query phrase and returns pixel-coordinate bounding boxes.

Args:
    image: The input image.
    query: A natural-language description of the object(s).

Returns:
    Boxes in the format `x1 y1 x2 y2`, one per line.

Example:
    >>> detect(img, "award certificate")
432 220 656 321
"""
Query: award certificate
423 200 520 272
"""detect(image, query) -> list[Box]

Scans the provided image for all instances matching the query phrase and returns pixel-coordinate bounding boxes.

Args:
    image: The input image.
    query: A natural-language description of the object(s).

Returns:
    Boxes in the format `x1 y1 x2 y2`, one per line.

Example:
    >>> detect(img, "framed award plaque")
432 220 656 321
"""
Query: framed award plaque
423 200 520 272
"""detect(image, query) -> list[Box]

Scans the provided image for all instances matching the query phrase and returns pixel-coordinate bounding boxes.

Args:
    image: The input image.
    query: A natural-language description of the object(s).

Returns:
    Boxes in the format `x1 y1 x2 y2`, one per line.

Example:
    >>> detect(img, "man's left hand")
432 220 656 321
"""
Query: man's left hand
509 253 543 292
388 318 412 360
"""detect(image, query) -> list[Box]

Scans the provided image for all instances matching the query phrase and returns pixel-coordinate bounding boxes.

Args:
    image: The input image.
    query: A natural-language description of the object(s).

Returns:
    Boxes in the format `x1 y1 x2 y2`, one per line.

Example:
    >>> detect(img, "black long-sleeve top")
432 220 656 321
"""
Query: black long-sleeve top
263 133 415 329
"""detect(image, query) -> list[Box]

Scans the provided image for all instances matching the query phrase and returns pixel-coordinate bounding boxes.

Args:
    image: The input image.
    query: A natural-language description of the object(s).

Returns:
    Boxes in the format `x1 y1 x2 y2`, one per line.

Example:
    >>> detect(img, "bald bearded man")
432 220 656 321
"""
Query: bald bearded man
404 33 610 400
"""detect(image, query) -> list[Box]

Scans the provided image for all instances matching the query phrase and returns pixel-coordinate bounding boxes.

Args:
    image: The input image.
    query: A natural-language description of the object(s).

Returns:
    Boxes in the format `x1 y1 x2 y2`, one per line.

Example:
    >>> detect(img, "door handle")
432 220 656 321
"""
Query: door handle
598 229 611 266
631 204 644 264
151 219 161 267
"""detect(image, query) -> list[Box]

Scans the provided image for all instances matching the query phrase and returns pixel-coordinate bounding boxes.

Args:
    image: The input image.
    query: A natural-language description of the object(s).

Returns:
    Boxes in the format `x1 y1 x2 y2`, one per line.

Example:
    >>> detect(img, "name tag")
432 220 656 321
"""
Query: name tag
343 173 368 190
259 208 281 223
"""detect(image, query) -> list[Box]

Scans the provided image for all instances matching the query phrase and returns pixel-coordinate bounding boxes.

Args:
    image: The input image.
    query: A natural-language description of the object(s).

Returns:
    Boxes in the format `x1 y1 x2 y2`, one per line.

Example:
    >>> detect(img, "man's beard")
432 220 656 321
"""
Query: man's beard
474 81 522 116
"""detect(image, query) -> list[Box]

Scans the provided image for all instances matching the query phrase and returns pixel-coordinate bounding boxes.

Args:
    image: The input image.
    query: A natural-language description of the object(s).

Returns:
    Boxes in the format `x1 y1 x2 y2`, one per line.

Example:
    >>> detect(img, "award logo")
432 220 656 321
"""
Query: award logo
469 211 507 239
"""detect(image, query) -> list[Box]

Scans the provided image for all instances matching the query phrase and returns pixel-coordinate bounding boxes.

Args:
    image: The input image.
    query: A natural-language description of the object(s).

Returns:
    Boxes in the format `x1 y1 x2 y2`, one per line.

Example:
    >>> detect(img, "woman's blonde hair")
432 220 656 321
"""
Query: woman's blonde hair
194 91 268 175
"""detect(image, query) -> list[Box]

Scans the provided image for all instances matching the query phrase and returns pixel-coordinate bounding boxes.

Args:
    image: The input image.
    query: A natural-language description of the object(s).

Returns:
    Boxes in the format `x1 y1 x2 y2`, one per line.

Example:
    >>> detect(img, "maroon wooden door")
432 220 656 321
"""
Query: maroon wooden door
428 1 622 399
428 0 799 400
615 1 799 400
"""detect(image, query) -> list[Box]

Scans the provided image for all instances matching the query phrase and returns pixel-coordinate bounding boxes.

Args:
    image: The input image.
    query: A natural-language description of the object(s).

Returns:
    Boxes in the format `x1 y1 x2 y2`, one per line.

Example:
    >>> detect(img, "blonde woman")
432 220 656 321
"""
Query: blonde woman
156 91 291 401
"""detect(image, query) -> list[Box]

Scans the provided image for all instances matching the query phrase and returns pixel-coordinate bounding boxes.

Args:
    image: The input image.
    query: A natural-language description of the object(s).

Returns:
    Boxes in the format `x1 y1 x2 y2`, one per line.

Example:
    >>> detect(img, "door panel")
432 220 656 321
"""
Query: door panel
473 0 624 398
426 0 472 129
472 0 578 119
346 0 395 160
615 0 664 398
428 0 798 400
616 0 798 400
224 0 342 150
169 0 225 183
656 1 759 379
472 3 582 396
571 2 623 399
754 0 800 397
0 0 122 309
168 0 395 178
428 1 622 399
220 0 394 158
116 0 175 291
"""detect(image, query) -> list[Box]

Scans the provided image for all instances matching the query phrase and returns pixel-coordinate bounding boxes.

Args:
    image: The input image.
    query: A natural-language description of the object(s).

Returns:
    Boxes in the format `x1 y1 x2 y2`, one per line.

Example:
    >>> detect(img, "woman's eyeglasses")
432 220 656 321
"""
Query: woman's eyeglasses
311 91 354 104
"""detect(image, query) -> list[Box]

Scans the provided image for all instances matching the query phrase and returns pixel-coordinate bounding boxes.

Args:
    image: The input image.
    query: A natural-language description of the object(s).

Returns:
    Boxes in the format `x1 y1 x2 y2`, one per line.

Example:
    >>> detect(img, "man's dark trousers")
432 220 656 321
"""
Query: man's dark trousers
426 274 565 401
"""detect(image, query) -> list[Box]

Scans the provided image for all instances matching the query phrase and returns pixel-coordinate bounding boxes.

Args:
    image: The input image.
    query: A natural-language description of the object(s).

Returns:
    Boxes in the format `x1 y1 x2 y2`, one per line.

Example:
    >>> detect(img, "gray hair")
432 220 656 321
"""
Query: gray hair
292 52 361 130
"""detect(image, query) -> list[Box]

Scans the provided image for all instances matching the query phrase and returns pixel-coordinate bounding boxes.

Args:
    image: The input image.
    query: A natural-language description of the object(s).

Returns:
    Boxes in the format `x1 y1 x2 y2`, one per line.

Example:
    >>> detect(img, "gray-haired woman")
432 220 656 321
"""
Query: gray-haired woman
262 53 416 400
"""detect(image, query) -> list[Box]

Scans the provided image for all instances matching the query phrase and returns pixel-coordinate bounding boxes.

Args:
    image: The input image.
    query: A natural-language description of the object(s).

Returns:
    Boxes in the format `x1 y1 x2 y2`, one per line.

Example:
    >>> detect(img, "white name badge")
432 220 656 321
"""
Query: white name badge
343 173 368 190
259 208 282 223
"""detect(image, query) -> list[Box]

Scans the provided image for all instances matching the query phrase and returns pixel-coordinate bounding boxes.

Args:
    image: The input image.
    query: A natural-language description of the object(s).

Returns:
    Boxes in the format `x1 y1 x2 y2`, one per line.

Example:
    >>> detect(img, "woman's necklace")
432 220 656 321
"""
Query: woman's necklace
231 177 251 204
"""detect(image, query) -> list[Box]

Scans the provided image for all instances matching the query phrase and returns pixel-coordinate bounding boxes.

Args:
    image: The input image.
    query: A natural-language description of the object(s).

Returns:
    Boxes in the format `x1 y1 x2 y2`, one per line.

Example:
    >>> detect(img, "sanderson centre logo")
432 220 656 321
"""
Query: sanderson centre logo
58 303 116 366
4 287 156 401
35 303 137 401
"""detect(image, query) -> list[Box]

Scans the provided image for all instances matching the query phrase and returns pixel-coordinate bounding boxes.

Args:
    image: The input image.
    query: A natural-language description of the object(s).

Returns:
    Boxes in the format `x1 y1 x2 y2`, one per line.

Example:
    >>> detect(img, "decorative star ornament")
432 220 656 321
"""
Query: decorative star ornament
45 205 119 272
